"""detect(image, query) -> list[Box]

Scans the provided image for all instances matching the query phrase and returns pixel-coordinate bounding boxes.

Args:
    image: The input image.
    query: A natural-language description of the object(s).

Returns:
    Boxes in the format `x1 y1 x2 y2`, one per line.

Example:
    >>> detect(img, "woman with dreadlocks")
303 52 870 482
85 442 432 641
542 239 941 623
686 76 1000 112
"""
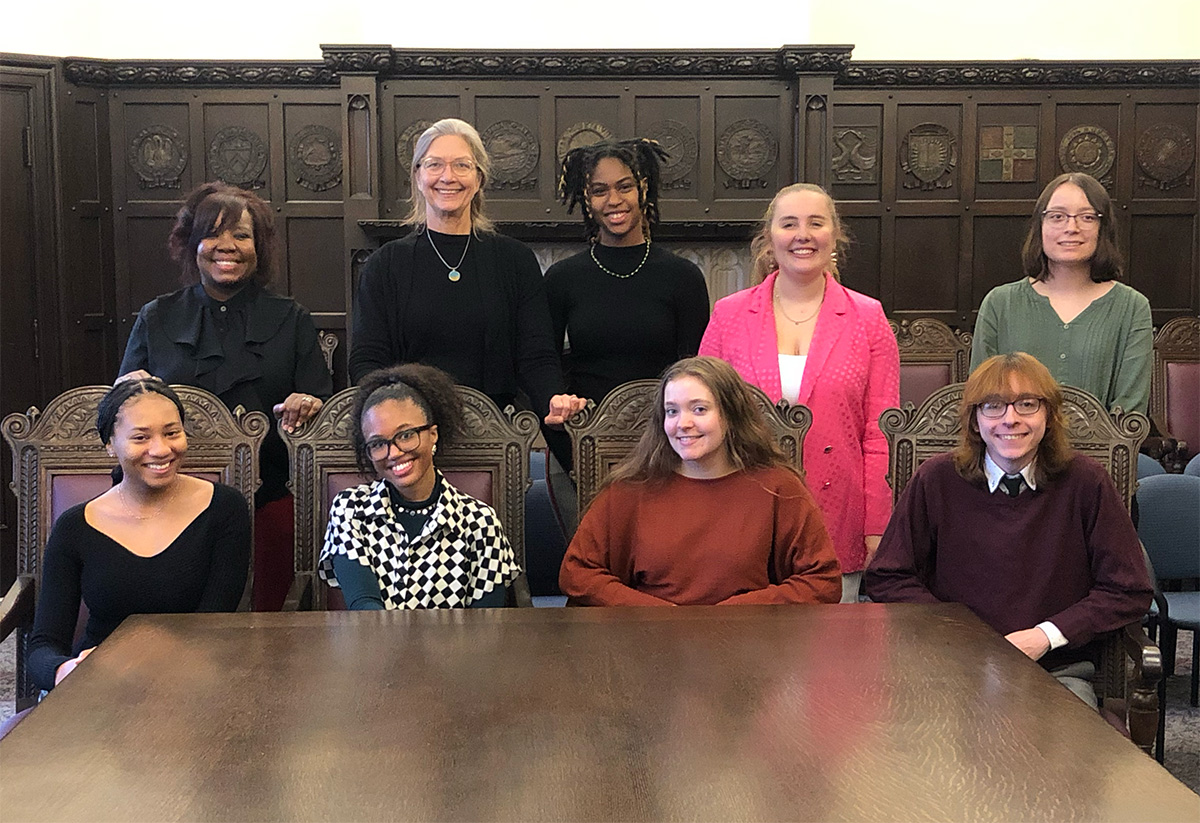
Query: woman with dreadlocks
545 139 710 405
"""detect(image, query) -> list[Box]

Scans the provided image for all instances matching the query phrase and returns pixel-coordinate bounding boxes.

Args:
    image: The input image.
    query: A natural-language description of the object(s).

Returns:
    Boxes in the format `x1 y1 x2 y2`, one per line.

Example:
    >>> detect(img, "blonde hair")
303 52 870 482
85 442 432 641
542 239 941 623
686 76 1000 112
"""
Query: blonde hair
404 118 494 234
749 183 850 283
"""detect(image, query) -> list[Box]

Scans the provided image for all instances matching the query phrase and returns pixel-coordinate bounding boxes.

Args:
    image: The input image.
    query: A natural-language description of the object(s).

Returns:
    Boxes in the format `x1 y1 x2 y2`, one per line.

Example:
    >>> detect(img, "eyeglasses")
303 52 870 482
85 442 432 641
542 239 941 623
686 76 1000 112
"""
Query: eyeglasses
364 425 434 460
1041 210 1102 228
978 397 1044 419
587 180 638 199
419 158 477 177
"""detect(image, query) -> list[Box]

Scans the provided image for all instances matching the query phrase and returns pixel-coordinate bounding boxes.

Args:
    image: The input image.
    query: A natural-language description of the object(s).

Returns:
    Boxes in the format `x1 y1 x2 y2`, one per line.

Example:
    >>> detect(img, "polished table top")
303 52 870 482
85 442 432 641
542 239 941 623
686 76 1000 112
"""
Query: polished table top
1 604 1194 822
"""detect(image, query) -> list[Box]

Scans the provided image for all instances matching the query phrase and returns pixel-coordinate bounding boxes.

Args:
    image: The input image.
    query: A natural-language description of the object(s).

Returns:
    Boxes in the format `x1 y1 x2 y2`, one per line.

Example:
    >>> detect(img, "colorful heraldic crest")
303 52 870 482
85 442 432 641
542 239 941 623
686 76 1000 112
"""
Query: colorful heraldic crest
1059 125 1116 186
900 123 957 190
208 126 267 190
291 124 342 192
482 120 540 190
645 120 698 189
557 122 614 167
832 127 879 184
129 126 187 190
396 119 434 183
717 119 777 189
1136 123 1195 191
978 125 1037 182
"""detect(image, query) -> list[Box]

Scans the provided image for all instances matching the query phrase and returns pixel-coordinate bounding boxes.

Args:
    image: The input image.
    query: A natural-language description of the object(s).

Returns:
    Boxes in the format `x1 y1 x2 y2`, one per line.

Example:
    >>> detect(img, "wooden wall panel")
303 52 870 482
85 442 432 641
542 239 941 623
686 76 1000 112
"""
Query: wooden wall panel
125 216 177 310
283 103 342 203
476 95 543 205
634 95 702 206
971 215 1030 306
840 215 881 300
284 216 344 313
893 217 959 316
1129 215 1198 314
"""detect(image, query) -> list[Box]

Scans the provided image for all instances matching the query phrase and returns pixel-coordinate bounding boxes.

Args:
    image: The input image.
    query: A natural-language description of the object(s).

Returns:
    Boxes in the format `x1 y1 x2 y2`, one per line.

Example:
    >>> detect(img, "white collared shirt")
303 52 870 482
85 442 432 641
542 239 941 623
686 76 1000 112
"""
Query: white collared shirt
981 453 1065 651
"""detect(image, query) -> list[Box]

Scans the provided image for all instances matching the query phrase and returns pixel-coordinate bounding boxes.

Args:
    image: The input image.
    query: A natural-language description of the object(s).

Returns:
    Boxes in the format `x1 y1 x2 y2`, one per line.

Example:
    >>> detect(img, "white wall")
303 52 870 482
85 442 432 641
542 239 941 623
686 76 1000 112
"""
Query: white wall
4 0 1197 61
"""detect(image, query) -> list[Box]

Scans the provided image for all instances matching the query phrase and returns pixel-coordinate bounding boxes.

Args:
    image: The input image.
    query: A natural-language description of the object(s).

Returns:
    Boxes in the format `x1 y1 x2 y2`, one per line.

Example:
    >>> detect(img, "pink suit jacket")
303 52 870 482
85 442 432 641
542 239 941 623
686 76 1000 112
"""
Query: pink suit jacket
700 272 900 572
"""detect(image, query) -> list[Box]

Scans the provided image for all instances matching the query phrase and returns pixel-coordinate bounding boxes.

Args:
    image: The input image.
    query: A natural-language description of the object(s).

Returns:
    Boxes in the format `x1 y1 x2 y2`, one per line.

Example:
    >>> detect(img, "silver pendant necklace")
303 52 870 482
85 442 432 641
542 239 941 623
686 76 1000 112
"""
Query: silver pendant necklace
428 231 471 282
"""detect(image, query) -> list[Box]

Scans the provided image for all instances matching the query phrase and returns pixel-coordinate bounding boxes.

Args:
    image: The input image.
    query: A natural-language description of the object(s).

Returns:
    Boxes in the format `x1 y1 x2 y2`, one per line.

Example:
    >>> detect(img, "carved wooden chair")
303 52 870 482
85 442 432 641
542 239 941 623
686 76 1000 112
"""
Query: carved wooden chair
283 385 539 610
1 385 266 711
889 318 973 408
564 379 813 513
1145 316 1199 471
879 383 1161 756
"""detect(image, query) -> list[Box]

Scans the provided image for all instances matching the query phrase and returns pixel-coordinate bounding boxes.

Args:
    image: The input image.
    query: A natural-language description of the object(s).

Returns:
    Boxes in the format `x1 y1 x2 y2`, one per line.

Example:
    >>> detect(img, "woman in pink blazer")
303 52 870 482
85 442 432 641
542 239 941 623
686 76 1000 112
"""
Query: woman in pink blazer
700 183 899 601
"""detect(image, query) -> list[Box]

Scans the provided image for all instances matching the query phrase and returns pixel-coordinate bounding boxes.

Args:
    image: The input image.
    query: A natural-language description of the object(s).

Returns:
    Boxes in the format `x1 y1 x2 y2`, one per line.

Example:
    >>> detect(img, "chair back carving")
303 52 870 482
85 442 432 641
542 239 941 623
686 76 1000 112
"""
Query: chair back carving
1150 316 1199 459
878 382 1151 722
889 318 973 408
2 384 266 709
284 385 539 610
318 330 339 377
565 379 813 513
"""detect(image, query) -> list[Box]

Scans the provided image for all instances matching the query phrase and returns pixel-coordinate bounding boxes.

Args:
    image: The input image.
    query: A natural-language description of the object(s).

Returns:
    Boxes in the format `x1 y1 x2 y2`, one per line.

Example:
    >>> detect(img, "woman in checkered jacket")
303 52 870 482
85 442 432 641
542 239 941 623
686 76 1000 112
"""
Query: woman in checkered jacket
318 364 520 608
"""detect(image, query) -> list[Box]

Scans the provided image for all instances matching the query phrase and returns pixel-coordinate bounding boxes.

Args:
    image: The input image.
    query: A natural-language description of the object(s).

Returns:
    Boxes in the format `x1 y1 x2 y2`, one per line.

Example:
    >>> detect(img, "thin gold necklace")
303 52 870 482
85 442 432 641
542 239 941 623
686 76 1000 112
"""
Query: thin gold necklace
591 239 651 279
118 483 178 521
773 284 823 325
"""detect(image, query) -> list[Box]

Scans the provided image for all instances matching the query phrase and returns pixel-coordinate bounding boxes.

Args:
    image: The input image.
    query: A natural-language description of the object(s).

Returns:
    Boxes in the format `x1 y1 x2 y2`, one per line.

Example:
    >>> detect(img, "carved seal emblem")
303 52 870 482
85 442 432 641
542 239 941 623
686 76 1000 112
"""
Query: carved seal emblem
208 126 267 189
556 122 613 165
291 124 341 192
396 119 434 180
900 123 957 190
128 126 187 189
1136 123 1195 191
1059 125 1116 185
832 127 879 184
644 120 698 187
717 119 777 188
482 120 539 190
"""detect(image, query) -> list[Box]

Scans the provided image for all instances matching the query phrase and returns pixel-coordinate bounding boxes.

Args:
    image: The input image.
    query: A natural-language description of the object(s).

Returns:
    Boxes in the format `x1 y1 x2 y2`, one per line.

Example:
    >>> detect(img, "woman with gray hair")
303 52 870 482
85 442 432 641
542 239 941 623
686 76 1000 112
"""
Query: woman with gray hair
349 118 585 445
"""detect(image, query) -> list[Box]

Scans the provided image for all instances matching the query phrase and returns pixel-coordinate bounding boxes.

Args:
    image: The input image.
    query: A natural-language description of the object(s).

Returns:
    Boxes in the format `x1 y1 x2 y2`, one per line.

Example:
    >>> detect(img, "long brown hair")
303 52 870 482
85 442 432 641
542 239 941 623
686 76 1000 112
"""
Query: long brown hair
605 357 796 488
1020 172 1123 283
952 352 1074 486
749 183 850 283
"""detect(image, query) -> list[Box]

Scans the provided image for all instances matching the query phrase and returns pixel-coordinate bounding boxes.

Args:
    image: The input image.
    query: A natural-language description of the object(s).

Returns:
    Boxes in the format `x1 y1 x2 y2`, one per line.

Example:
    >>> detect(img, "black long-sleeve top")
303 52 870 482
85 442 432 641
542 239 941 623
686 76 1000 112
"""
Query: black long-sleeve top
28 483 251 691
348 230 566 419
544 243 710 402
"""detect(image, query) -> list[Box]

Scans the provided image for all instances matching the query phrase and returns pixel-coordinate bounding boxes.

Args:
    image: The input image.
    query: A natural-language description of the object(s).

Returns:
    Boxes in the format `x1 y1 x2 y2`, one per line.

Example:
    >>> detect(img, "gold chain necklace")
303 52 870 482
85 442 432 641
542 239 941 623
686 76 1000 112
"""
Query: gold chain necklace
773 285 823 325
118 483 178 521
590 239 651 279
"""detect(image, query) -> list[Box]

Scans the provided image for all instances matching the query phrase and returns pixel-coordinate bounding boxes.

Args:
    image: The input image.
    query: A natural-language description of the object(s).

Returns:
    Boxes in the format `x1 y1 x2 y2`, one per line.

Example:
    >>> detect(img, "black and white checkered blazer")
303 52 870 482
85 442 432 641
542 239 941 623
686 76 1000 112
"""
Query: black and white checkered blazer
319 474 520 609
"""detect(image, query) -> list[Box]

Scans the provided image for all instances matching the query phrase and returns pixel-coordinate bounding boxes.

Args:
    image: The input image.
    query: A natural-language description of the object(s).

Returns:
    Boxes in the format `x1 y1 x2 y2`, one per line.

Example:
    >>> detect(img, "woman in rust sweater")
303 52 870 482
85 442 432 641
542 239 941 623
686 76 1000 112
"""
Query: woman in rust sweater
559 356 841 606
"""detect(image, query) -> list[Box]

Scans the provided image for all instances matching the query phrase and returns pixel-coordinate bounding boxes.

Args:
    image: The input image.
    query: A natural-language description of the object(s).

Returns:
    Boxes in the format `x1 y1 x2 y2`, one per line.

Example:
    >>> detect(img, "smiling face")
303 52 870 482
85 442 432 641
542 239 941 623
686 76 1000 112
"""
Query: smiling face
768 189 836 282
107 393 188 491
416 134 481 226
196 209 257 299
587 156 645 246
362 398 439 501
1041 182 1100 269
975 376 1047 475
663 375 732 479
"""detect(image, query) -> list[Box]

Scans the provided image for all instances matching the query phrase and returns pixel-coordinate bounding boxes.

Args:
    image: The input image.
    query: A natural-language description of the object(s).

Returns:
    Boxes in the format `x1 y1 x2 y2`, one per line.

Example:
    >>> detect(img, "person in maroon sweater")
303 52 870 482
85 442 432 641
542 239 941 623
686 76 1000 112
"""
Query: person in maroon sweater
559 356 841 606
864 352 1152 706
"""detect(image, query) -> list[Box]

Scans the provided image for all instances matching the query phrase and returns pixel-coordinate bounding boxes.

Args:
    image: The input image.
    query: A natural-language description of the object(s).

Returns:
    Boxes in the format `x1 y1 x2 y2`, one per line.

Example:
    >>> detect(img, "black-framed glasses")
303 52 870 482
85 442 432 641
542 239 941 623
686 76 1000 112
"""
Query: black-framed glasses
978 397 1043 419
364 425 434 459
1041 210 1102 227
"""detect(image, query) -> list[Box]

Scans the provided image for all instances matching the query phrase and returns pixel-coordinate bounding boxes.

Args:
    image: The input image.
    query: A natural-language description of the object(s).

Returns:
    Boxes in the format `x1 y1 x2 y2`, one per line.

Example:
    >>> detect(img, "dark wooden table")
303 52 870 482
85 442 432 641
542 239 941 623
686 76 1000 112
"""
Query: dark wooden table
1 604 1195 821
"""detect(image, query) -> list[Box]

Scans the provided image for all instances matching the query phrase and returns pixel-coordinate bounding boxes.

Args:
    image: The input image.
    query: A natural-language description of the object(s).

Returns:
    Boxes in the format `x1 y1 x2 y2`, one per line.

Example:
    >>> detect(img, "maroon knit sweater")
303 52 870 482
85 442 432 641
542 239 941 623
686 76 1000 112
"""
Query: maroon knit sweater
864 453 1153 668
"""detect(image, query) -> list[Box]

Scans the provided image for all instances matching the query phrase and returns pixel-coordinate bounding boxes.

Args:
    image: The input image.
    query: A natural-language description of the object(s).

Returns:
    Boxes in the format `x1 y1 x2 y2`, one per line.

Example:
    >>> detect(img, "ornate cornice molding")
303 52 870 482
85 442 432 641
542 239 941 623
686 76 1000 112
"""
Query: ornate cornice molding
335 45 853 79
839 60 1200 87
63 59 335 87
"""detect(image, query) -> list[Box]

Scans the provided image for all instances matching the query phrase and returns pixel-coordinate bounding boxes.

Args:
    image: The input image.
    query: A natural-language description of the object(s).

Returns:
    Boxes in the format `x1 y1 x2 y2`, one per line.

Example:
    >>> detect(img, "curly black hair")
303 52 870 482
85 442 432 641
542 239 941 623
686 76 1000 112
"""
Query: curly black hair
350 364 464 476
558 138 669 240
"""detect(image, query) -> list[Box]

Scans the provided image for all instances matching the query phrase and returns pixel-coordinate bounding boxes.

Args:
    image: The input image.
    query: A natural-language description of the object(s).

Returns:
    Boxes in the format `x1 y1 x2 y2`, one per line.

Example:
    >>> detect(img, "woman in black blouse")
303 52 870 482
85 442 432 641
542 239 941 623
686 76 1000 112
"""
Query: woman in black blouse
118 182 332 610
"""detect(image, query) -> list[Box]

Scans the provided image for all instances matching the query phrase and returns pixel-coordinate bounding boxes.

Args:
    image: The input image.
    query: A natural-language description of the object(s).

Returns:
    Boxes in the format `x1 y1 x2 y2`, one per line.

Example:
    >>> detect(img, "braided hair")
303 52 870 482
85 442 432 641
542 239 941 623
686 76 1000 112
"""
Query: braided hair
558 138 669 240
